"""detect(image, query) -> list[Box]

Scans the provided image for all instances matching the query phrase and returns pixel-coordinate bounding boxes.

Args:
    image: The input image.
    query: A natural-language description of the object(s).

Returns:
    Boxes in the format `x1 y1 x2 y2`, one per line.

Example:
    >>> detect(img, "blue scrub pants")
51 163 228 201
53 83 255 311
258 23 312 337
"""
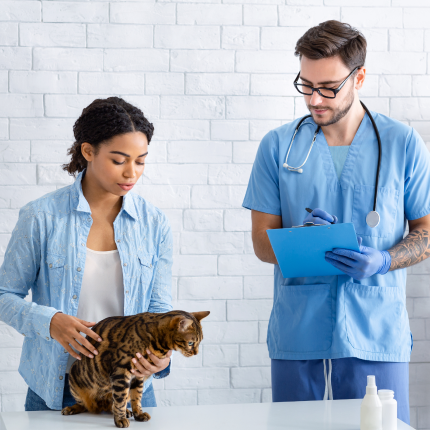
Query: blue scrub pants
271 358 409 425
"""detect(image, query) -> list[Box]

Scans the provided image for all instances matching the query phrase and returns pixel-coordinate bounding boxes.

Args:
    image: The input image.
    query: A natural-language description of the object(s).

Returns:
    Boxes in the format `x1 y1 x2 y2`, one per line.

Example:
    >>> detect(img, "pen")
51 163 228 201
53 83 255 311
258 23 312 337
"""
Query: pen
305 207 336 225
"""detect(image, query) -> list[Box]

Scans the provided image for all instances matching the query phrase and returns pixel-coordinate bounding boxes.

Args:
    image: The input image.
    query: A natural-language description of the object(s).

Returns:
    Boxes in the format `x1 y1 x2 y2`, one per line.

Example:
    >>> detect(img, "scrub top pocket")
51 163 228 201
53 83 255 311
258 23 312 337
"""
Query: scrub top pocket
344 282 410 354
274 284 333 353
351 185 399 238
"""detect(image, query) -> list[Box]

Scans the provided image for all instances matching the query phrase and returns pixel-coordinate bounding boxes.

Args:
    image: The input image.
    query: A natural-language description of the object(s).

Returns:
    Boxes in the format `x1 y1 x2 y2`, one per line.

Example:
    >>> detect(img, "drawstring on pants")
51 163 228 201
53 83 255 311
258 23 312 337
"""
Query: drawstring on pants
323 359 333 401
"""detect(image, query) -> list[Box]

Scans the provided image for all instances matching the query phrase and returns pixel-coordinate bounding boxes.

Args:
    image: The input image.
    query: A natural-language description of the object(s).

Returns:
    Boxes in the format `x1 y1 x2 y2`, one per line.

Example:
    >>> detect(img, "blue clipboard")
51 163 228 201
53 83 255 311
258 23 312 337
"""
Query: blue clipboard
266 222 360 278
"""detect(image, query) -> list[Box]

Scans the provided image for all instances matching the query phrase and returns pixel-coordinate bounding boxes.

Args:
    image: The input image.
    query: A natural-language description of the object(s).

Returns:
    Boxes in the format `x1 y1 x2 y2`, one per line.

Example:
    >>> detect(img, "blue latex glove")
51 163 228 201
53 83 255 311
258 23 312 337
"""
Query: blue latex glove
303 208 338 225
325 236 391 280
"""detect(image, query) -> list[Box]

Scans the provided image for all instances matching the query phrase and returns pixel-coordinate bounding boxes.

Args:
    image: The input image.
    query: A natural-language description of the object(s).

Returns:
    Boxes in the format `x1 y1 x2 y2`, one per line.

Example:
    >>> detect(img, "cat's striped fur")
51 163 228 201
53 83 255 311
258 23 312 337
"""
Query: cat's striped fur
61 310 210 428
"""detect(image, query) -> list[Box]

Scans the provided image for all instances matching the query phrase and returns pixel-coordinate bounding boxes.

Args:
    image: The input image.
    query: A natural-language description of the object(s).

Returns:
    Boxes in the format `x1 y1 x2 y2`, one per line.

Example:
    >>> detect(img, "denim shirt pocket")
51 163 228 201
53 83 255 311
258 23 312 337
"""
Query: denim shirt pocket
46 253 66 290
137 252 158 286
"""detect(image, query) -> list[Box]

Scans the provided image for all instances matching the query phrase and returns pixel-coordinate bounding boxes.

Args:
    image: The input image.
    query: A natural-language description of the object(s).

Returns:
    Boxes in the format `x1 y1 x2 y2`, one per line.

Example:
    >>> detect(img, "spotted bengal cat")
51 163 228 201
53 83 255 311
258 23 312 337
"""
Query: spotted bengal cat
61 310 210 428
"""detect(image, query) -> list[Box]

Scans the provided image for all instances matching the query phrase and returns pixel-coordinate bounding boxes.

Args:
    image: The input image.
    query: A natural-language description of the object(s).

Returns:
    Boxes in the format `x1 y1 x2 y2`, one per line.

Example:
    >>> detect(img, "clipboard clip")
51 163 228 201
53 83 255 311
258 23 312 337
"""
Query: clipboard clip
291 222 326 228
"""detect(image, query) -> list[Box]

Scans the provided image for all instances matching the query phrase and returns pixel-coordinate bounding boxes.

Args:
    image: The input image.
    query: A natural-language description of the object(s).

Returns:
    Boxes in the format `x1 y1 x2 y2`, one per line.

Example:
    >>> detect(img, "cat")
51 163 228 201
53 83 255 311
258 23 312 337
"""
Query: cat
61 310 210 428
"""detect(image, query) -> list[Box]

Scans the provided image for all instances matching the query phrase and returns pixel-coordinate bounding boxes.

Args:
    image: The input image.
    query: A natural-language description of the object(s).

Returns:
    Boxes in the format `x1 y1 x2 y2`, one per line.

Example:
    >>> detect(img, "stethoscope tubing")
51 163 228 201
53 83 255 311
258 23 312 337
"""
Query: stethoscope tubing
284 101 382 215
360 101 381 215
283 120 320 173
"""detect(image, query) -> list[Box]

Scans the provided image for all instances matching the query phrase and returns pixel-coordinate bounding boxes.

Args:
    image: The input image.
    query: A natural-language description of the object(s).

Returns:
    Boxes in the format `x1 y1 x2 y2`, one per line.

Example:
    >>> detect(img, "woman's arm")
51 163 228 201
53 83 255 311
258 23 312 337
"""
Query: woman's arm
139 216 173 379
0 203 59 341
147 217 173 315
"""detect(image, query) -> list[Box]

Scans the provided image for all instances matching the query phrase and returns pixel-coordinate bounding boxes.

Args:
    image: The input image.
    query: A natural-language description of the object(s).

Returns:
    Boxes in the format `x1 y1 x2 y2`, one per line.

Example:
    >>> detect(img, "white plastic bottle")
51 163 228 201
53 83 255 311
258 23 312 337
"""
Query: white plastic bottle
360 375 382 430
378 390 397 430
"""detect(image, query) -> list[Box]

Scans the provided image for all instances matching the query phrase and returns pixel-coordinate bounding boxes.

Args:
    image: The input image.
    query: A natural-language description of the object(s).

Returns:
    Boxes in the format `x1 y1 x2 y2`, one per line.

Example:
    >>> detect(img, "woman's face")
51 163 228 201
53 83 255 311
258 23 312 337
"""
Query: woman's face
81 131 148 196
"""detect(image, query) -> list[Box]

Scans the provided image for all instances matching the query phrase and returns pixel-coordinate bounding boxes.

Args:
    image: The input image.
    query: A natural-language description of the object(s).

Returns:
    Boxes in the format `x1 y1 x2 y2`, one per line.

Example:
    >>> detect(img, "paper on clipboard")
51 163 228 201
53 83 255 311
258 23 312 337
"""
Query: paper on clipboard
266 222 360 278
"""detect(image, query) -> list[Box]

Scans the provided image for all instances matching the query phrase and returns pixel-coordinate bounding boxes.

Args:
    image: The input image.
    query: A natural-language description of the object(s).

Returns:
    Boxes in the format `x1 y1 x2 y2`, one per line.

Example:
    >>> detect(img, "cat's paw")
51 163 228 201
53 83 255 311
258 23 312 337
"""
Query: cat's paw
126 408 133 418
134 412 151 422
114 417 130 428
61 404 86 415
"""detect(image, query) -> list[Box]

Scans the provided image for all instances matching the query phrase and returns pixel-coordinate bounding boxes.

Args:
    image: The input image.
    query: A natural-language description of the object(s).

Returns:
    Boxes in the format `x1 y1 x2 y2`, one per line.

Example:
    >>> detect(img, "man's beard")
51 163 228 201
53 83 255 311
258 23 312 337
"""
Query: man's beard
307 87 355 127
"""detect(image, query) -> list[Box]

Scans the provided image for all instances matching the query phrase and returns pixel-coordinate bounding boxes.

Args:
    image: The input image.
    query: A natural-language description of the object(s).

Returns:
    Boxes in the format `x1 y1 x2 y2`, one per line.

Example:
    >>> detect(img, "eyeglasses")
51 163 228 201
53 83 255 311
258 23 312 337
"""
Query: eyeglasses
294 66 360 99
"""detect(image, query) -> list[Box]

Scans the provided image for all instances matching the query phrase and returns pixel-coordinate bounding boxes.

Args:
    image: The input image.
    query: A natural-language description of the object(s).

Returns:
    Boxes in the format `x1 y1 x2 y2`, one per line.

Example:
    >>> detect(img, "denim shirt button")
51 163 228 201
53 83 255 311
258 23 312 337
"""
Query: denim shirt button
77 267 81 272
73 294 77 299
59 376 63 380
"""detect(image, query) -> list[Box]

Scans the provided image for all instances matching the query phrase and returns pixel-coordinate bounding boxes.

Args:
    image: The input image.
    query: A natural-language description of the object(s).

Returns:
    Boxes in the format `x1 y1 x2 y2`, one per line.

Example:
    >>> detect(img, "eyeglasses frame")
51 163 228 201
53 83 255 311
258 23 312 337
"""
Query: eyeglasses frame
294 66 360 99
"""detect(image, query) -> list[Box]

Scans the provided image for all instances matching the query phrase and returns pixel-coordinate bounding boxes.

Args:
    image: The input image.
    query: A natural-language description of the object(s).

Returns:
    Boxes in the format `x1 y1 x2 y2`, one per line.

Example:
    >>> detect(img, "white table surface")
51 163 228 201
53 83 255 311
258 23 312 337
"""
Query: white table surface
0 399 415 430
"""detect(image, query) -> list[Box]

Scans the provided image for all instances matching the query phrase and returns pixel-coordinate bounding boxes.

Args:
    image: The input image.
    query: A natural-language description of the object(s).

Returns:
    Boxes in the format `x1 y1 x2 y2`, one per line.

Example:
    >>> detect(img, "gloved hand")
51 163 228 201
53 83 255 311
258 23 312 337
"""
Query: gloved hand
325 236 391 280
303 208 338 225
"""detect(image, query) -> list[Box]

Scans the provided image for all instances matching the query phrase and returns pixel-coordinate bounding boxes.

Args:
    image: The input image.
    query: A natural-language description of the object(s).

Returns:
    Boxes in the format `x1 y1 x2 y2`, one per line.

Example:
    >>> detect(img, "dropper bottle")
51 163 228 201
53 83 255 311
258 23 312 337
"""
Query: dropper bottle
360 375 382 430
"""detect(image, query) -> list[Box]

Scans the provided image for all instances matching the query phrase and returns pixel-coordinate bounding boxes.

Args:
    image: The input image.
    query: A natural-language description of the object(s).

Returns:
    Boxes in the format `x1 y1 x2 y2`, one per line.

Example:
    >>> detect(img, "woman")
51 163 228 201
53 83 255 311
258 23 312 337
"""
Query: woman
0 97 173 411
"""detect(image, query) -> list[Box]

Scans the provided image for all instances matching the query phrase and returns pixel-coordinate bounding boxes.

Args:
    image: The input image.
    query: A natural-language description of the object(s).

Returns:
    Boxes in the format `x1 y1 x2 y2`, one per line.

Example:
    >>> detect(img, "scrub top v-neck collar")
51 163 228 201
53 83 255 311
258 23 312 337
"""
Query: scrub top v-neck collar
313 112 371 190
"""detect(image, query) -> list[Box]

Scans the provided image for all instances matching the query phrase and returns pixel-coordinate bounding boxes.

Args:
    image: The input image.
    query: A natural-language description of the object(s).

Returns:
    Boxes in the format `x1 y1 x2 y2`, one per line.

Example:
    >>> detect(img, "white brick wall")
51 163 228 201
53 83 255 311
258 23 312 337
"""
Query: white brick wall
0 2 429 427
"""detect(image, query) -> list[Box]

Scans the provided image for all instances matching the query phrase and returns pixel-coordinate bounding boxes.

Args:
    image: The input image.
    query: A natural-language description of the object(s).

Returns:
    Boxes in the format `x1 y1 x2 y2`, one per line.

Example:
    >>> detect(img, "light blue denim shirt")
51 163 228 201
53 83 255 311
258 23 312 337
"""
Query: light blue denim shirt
0 170 173 410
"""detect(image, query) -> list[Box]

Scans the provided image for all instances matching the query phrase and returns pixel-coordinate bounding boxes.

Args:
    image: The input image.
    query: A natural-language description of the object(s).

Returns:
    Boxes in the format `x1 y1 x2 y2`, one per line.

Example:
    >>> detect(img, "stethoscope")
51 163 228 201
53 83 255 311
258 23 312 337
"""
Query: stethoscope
283 101 381 229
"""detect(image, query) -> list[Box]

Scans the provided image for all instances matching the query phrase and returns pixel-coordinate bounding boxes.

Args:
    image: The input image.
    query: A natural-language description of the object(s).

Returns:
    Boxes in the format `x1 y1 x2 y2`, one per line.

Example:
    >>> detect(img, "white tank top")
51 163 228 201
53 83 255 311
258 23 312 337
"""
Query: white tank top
66 248 124 372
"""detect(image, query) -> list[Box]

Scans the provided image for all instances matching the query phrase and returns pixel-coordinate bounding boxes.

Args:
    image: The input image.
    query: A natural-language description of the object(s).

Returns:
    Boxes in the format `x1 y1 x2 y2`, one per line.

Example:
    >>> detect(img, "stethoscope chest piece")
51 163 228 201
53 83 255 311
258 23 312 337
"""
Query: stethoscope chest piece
366 211 380 228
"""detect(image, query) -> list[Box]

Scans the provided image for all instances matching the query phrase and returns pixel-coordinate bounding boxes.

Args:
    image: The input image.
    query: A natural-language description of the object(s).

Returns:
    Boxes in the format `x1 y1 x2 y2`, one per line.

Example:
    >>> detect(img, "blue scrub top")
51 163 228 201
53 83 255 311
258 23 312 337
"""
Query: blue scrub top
243 111 430 362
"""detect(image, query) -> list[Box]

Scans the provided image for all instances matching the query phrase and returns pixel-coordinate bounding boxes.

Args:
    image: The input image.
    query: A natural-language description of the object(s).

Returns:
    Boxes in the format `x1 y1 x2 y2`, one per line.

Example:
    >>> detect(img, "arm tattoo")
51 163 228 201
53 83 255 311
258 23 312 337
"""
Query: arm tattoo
388 228 430 271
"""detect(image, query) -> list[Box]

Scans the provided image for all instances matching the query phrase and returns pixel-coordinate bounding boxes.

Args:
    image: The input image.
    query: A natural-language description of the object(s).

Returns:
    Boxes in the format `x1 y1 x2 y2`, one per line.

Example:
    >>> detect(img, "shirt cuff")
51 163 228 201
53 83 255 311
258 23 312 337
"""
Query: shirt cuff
32 308 61 342
154 360 171 379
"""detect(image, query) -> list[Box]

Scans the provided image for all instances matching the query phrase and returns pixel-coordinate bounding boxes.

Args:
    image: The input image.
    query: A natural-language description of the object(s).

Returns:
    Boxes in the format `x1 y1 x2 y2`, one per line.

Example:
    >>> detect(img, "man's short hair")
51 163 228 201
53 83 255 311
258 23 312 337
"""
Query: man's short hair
295 20 367 71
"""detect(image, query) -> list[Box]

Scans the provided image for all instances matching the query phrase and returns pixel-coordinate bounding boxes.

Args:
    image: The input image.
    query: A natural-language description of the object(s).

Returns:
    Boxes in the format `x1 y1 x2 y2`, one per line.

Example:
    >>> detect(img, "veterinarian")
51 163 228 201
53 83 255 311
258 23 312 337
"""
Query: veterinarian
0 97 173 411
243 20 430 425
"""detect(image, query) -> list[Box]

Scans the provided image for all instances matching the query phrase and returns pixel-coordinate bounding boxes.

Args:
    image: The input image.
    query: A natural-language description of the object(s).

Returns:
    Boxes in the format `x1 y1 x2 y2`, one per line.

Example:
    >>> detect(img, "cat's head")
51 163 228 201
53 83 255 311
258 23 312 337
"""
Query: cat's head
169 311 210 357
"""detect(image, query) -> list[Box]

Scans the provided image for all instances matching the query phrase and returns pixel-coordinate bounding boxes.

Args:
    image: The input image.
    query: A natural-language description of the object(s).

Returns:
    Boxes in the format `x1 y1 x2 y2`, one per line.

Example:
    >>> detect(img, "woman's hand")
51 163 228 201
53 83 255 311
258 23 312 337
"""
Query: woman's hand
131 349 172 378
50 312 102 360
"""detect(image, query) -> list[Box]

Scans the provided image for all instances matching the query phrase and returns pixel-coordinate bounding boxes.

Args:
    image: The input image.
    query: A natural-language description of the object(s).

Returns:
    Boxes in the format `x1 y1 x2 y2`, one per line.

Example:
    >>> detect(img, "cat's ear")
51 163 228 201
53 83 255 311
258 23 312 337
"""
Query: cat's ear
178 318 193 332
170 316 194 332
191 311 210 322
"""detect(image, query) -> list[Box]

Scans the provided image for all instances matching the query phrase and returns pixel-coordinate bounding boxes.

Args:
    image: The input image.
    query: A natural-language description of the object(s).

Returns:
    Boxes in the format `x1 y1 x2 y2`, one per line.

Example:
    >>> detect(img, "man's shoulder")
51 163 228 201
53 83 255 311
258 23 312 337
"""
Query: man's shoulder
372 111 412 139
272 117 308 137
259 117 307 149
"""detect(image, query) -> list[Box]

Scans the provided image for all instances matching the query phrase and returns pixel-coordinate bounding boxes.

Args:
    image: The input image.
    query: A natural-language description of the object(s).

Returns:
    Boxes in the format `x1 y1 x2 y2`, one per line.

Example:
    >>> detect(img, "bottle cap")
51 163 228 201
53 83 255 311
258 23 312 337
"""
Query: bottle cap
366 375 377 395
378 389 394 398
367 375 376 387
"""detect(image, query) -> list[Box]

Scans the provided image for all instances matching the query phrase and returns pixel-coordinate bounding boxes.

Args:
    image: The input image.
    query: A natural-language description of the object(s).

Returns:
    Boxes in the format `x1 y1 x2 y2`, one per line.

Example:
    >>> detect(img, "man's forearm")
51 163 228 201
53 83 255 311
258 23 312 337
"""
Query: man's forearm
388 227 430 271
253 230 278 265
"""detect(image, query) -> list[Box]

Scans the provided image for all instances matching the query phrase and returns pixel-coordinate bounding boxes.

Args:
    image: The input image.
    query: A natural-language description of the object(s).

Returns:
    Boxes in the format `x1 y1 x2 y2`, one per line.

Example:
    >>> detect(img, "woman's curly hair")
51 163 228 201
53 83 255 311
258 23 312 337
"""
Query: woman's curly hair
62 97 154 177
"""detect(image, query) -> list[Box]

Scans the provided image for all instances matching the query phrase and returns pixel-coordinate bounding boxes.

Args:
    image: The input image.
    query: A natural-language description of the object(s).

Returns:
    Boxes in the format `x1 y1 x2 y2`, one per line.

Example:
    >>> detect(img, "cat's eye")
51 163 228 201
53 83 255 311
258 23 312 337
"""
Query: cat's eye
188 342 194 346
